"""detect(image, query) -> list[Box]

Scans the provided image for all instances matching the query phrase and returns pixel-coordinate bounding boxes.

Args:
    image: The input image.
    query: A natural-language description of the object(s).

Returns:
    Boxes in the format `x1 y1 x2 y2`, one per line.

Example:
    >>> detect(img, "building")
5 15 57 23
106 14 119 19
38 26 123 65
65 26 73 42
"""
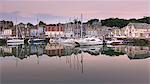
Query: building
64 23 74 38
29 25 45 38
124 23 150 38
0 20 15 37
45 24 65 38
84 22 101 37
108 23 150 39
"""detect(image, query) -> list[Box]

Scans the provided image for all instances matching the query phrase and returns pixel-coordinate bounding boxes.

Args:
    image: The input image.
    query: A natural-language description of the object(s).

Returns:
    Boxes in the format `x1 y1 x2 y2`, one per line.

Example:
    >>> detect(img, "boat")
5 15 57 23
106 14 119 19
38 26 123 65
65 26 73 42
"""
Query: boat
28 38 46 44
106 38 123 45
75 37 103 46
7 38 24 45
28 19 46 44
7 18 24 45
57 38 78 47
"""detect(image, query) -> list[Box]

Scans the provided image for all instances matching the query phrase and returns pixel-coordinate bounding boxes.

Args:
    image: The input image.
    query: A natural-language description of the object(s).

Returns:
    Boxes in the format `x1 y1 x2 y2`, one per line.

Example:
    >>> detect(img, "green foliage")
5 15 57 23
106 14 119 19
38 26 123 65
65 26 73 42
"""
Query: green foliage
73 19 81 24
137 17 150 24
39 21 46 27
101 18 129 28
87 19 99 24
101 17 150 28
27 23 34 28
101 47 125 56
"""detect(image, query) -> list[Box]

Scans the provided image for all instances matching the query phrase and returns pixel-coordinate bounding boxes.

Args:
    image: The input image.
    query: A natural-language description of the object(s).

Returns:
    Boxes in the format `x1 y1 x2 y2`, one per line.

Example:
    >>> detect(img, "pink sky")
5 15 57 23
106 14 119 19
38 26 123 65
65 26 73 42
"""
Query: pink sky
0 0 150 24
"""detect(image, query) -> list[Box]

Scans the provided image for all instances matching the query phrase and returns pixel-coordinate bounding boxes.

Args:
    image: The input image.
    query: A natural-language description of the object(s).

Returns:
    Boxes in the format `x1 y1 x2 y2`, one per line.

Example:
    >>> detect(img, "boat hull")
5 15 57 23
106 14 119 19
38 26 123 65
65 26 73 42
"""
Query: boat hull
7 39 24 45
75 38 103 46
28 39 46 44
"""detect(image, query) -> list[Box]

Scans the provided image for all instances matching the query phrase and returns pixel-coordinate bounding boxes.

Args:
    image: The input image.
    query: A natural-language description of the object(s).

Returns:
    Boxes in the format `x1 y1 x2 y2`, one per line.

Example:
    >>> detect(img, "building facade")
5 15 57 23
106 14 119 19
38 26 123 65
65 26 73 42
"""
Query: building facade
108 23 150 39
45 24 65 38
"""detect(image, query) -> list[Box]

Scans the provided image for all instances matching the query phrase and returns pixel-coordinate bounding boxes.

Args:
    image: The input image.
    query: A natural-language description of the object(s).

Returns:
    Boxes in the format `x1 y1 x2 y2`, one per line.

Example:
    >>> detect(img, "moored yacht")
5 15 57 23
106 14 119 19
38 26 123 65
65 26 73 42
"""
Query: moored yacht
106 38 123 45
28 38 46 44
57 38 78 47
7 18 24 45
7 37 24 45
75 37 103 46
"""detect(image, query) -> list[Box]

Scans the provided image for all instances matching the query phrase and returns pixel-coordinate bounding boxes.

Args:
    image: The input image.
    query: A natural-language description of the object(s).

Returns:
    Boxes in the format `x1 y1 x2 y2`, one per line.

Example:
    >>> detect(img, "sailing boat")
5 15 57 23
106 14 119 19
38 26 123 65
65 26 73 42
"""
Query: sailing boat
7 18 24 45
74 14 103 46
57 20 77 47
28 19 46 44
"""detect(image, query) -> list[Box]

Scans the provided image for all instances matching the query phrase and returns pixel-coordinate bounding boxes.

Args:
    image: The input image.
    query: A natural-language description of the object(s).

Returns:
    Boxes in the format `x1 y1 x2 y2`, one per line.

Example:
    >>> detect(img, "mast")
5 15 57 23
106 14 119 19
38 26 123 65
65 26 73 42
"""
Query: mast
16 17 18 38
37 18 39 38
80 14 83 38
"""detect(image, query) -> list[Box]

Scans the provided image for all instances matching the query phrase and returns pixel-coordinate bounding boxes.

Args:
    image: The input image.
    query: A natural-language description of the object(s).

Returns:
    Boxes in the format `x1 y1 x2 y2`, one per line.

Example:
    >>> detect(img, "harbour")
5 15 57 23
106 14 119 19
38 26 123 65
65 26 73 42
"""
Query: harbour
0 44 150 84
0 0 150 84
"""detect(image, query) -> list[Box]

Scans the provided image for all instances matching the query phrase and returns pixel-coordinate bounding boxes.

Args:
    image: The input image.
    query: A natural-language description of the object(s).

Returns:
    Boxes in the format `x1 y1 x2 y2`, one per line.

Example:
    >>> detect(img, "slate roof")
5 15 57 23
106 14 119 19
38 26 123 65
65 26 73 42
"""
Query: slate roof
128 23 150 29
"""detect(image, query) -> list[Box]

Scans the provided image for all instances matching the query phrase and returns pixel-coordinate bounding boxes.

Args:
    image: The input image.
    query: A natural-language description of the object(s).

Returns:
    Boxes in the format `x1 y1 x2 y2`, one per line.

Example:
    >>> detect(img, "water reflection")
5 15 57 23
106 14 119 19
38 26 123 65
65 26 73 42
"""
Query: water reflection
0 44 150 84
111 45 150 60
0 44 150 60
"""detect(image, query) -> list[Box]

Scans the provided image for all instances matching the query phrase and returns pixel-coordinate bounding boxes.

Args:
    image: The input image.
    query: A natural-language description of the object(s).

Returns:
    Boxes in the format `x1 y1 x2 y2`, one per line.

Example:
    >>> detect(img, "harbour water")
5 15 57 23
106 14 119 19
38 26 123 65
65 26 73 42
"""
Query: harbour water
0 44 150 84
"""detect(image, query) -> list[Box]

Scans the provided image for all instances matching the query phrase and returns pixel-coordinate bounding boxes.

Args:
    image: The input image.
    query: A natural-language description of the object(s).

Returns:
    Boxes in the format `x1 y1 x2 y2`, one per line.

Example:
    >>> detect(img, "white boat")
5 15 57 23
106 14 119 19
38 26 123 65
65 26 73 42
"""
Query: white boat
58 38 75 44
75 37 103 46
7 38 24 45
7 18 24 45
57 38 78 47
28 38 46 44
106 38 123 45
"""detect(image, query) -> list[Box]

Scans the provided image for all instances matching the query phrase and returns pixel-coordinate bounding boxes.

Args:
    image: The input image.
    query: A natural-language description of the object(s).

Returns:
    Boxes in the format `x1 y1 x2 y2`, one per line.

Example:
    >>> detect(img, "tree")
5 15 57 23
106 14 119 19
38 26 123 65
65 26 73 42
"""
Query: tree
101 18 129 28
27 23 34 28
137 17 150 24
87 19 99 24
39 21 46 27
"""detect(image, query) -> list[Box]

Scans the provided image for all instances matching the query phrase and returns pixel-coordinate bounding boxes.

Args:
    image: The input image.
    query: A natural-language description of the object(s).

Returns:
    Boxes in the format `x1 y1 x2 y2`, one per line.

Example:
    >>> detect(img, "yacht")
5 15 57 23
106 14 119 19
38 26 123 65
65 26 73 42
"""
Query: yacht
75 37 103 46
7 18 24 45
57 38 78 47
7 37 24 45
106 38 123 45
28 38 46 44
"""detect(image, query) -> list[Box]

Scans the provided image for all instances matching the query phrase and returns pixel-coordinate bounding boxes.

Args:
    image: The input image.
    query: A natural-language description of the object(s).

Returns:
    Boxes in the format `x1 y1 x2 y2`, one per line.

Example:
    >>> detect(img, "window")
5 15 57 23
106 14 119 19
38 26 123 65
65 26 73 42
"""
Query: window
61 27 63 31
57 27 59 31
52 27 55 31
48 27 51 31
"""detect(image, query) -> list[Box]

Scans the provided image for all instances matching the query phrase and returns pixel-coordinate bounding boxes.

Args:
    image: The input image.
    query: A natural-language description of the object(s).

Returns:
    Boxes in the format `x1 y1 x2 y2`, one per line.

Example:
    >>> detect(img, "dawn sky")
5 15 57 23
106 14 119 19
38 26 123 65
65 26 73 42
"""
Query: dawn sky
0 0 150 24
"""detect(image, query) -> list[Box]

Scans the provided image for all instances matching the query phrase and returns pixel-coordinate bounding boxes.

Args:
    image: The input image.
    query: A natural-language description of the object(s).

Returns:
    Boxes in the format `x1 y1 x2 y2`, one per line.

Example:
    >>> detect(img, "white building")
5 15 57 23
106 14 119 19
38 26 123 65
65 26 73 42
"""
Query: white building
109 23 150 39
124 23 150 38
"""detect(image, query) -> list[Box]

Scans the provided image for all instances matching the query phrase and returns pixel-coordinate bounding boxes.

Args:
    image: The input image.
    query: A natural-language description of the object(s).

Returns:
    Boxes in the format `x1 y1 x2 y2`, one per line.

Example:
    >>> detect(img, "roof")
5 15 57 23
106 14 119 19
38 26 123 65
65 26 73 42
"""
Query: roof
128 23 150 29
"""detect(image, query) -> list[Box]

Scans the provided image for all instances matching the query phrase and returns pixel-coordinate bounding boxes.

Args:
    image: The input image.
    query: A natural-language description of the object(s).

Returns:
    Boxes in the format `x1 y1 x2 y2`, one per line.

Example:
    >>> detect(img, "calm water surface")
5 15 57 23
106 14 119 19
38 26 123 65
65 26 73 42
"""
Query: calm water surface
0 44 150 84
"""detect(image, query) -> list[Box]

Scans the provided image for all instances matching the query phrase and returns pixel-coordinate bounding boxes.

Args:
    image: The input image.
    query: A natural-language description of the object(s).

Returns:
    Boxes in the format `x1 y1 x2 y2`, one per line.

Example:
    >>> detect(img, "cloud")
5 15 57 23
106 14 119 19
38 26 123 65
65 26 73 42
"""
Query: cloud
0 12 69 24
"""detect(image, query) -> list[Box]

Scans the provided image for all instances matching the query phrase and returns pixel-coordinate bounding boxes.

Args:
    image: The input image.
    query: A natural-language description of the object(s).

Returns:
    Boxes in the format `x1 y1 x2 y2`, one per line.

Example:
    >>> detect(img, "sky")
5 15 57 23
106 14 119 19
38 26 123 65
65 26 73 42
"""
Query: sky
0 0 150 24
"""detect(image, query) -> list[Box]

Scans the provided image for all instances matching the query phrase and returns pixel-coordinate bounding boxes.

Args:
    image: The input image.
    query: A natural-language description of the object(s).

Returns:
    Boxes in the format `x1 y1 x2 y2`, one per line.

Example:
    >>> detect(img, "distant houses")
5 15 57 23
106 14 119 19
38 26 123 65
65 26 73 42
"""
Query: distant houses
45 24 65 38
0 20 150 40
108 23 150 39
0 20 15 38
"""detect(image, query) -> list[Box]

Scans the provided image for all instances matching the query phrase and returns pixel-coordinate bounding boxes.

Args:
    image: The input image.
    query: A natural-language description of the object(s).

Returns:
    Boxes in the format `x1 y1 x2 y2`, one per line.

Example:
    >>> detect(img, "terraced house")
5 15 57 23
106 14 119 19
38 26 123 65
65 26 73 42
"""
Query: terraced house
109 23 150 39
124 23 150 38
45 24 65 38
